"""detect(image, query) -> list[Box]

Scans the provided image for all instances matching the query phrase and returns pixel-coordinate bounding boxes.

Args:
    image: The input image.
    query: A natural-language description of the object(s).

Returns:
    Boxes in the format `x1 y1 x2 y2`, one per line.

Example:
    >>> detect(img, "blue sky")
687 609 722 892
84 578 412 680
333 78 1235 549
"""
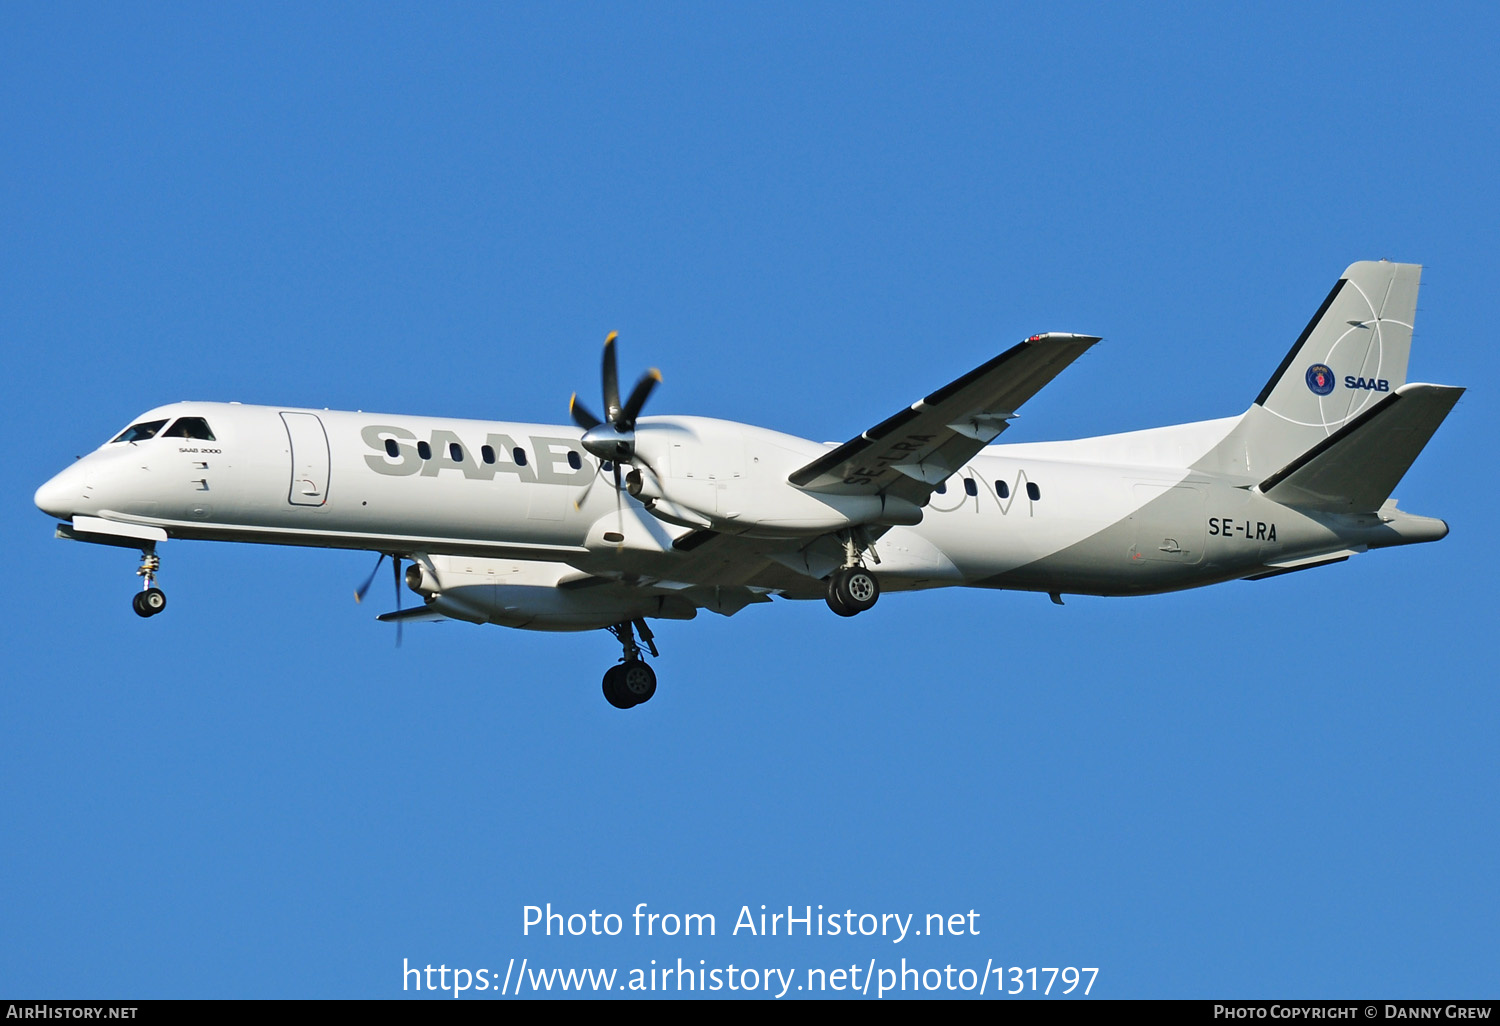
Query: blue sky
3 2 1495 999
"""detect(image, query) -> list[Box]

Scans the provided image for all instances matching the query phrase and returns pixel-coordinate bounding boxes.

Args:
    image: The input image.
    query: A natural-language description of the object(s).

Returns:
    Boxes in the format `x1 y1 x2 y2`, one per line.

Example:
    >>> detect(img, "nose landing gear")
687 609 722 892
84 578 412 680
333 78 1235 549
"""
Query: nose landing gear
132 548 167 618
602 618 659 709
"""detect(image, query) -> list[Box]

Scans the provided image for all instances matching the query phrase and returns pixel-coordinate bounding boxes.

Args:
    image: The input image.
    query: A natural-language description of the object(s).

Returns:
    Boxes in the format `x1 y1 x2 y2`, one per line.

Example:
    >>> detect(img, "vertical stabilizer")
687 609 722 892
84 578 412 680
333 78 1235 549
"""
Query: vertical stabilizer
1196 261 1422 478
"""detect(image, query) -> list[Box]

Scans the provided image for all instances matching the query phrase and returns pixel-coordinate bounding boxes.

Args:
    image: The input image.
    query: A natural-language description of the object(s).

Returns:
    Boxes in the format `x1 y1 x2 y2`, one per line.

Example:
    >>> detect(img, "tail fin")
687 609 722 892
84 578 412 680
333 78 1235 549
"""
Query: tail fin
1257 383 1463 512
1197 261 1423 477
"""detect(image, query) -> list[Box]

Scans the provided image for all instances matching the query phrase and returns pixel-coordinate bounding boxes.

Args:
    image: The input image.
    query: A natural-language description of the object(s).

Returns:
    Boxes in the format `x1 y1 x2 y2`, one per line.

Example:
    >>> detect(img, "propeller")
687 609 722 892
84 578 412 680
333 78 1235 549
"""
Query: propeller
355 552 405 647
393 555 404 648
569 332 662 533
569 331 660 467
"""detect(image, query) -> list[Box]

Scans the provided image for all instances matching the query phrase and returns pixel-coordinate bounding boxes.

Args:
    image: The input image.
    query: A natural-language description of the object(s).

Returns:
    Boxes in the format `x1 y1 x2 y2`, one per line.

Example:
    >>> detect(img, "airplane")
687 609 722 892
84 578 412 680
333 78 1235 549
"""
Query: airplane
35 261 1463 709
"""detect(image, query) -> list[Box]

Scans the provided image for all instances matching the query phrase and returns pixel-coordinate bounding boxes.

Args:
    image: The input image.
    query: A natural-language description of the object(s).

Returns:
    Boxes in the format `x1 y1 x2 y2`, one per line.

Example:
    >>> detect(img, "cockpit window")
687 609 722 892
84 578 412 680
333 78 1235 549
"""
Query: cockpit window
163 417 216 441
111 420 169 443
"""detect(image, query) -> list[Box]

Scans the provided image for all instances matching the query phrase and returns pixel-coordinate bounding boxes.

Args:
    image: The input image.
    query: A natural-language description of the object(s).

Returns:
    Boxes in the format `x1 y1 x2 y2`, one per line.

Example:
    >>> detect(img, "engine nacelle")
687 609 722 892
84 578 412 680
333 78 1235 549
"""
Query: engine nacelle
629 417 925 538
404 555 697 631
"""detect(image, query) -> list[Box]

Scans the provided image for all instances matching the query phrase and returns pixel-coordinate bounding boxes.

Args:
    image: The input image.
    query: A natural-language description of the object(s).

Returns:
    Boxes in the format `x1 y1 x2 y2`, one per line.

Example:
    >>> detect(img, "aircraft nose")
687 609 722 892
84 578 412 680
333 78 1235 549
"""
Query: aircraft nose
35 464 86 520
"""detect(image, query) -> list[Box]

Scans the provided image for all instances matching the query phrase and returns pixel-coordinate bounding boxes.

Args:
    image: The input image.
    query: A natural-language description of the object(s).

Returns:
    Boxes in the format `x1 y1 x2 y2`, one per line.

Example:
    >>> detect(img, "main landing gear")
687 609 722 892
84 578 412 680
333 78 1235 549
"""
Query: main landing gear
602 618 659 709
826 565 880 617
132 548 167 619
824 529 880 617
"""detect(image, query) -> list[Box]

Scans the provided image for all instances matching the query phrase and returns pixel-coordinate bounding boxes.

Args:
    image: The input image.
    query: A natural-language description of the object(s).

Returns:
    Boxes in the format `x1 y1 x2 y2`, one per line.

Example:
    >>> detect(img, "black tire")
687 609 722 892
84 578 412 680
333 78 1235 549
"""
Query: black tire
618 659 657 704
140 588 167 616
132 592 152 618
832 567 879 613
825 578 859 617
602 666 636 709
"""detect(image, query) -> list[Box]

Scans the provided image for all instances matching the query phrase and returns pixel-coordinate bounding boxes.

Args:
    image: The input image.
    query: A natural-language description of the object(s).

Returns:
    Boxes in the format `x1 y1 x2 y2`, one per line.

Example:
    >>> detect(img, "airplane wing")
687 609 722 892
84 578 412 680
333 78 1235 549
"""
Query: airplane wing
376 605 450 623
788 332 1099 503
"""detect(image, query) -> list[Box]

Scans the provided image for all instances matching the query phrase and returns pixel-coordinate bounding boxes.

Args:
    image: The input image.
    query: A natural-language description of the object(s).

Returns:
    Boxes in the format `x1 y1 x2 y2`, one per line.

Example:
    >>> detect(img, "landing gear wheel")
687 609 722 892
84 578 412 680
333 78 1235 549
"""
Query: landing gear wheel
827 567 879 615
602 666 635 709
133 588 166 618
618 659 657 705
825 583 858 617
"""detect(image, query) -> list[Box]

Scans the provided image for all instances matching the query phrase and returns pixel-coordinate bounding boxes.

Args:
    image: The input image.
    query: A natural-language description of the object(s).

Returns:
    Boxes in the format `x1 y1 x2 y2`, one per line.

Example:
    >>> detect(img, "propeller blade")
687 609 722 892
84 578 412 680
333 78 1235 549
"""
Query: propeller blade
613 460 624 542
355 553 387 603
569 392 603 431
633 450 661 482
618 368 661 430
393 556 404 648
602 331 622 424
572 458 606 510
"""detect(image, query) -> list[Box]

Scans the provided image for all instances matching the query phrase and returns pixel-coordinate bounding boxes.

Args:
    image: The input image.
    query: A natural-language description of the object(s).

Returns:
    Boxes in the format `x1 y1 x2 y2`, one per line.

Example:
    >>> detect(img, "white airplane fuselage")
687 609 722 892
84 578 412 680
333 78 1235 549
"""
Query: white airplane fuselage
35 400 1447 630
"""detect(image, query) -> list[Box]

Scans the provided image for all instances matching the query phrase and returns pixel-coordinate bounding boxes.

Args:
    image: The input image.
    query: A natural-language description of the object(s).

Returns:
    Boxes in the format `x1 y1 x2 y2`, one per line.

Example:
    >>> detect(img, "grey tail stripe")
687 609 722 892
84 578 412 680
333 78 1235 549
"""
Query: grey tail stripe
1252 277 1346 408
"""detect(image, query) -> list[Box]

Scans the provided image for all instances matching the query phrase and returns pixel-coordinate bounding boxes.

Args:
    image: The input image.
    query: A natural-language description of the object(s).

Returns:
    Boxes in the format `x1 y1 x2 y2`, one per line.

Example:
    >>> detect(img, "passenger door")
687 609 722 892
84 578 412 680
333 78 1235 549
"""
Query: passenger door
281 412 330 507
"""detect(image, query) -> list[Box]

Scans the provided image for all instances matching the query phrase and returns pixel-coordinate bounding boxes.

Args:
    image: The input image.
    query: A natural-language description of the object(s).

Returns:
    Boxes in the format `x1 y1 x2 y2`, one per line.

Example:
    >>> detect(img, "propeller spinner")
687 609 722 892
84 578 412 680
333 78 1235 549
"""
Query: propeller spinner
569 332 660 466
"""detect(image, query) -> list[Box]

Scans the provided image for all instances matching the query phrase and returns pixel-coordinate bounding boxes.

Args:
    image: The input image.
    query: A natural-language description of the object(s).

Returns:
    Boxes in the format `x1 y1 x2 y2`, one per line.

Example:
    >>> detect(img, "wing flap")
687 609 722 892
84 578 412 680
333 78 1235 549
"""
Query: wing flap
788 332 1099 499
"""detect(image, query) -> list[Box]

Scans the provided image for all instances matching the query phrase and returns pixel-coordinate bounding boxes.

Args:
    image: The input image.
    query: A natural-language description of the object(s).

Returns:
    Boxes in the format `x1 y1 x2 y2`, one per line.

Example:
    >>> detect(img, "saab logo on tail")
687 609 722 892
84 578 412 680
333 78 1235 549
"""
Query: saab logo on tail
1305 364 1335 396
1344 375 1390 392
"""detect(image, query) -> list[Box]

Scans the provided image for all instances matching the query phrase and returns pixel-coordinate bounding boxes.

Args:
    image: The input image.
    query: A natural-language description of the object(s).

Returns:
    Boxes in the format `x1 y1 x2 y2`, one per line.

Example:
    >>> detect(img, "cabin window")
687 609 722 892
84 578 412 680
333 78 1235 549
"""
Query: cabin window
513 447 528 467
601 460 613 472
384 438 400 458
481 445 496 464
934 480 947 495
995 480 1010 499
163 417 216 441
963 478 978 496
417 440 432 460
111 420 168 443
1026 482 1041 501
449 442 463 463
567 450 582 470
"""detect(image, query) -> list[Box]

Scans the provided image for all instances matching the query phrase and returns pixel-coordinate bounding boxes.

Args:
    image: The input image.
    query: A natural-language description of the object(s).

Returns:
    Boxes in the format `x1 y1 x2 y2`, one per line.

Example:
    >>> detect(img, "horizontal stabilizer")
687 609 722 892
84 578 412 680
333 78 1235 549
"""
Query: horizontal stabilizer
1244 548 1362 580
1257 384 1463 512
